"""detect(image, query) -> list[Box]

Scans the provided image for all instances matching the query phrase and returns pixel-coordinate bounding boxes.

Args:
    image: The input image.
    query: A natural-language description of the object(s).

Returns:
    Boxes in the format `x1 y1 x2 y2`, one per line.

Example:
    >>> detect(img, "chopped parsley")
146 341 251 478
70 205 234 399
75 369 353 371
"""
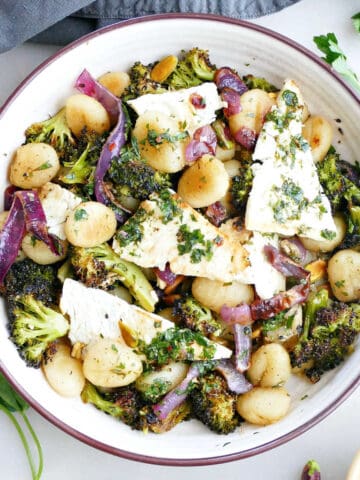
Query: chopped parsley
146 128 189 147
282 89 298 107
116 207 147 246
176 224 214 263
320 229 336 240
74 208 89 221
155 190 181 224
140 378 172 403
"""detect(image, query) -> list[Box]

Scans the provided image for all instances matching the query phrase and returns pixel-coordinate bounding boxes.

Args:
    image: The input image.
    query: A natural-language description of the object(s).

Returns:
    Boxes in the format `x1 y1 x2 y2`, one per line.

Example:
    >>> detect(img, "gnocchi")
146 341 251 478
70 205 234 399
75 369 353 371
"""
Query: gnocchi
98 71 130 97
10 143 60 189
302 115 333 163
65 94 110 137
177 155 229 208
300 215 346 253
328 249 360 302
22 234 68 265
82 338 143 388
247 343 291 388
65 201 117 247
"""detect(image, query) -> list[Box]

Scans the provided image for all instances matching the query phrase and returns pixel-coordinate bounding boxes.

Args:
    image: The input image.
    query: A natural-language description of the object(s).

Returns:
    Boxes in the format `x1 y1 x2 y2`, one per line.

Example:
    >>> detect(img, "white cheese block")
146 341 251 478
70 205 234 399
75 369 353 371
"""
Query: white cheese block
38 182 82 240
245 79 336 241
127 82 225 135
60 279 232 359
113 190 250 283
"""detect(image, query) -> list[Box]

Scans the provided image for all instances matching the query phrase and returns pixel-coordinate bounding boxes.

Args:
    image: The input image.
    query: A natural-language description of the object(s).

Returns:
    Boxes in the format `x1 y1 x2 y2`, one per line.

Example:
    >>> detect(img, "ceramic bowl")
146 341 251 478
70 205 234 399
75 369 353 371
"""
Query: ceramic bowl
0 14 359 466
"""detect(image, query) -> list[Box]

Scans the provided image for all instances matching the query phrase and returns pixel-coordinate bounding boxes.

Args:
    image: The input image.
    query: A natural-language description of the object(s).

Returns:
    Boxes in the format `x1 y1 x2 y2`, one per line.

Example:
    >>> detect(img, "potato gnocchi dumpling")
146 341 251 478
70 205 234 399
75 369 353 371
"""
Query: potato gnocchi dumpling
228 89 276 137
98 71 130 97
300 215 346 253
136 362 188 398
21 234 68 265
192 277 254 313
82 338 143 388
10 142 60 189
247 343 291 388
132 111 188 173
177 155 229 208
328 249 360 302
65 201 117 248
65 94 110 137
236 387 291 426
302 115 333 163
42 341 85 397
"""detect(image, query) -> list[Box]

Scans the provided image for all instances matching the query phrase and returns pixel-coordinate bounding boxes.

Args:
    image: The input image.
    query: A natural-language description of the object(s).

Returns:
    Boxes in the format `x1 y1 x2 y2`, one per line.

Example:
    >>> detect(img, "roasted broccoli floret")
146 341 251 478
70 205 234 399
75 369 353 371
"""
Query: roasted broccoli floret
317 149 360 212
341 205 360 249
107 142 172 200
166 48 216 89
189 372 240 434
25 107 74 153
242 74 279 92
81 382 143 428
173 296 222 336
122 61 166 101
230 152 254 212
59 129 108 195
10 295 69 368
139 402 191 433
3 259 61 321
212 119 235 150
70 243 157 312
290 289 360 382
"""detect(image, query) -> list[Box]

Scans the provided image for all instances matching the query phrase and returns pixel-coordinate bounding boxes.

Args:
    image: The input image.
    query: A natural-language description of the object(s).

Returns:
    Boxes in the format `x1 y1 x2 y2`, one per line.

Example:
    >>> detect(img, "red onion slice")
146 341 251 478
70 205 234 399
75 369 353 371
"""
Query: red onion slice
4 185 19 211
190 93 206 109
16 190 62 256
152 363 200 420
220 303 252 326
279 236 308 265
185 125 217 163
233 323 252 372
75 69 119 124
205 201 227 227
154 263 178 287
215 359 252 393
221 87 241 117
0 196 25 283
264 244 309 280
185 140 211 164
214 67 248 95
233 126 257 151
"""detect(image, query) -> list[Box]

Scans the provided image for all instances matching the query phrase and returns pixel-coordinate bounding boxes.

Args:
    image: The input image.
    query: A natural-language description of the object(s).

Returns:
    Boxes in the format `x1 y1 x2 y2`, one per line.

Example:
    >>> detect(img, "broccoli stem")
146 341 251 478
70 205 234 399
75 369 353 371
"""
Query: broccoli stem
301 289 329 341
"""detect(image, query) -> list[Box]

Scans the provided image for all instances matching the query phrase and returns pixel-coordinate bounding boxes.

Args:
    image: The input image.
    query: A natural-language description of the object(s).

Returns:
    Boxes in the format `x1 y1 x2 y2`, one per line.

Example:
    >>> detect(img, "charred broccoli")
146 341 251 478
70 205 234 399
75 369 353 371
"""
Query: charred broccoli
242 74 279 92
290 289 360 382
139 402 191 433
189 372 240 434
122 61 166 101
81 382 143 428
173 296 222 336
107 141 172 200
10 295 69 368
70 242 157 312
166 48 216 89
3 259 61 321
230 151 254 212
25 107 74 153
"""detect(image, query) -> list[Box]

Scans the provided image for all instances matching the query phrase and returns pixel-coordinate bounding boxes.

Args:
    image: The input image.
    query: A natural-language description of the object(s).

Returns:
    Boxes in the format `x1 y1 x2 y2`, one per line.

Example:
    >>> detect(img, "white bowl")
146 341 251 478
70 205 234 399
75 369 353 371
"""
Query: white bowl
0 14 359 466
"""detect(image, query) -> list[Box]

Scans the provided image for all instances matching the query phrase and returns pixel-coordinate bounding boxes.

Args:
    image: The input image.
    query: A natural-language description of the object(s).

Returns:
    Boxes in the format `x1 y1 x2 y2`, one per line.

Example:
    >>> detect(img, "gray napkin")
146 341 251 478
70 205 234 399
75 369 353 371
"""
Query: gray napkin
0 0 301 53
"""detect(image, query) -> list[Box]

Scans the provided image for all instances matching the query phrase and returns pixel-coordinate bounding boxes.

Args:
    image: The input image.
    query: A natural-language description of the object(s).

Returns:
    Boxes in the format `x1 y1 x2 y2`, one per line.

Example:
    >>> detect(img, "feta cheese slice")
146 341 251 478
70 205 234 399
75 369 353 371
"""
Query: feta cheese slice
127 82 224 134
38 182 82 240
60 279 232 359
245 79 336 241
113 190 250 283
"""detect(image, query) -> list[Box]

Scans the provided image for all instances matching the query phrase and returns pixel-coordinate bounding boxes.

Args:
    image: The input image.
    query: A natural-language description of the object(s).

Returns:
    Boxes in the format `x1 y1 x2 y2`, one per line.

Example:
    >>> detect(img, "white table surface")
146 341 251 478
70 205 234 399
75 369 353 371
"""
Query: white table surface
0 0 359 478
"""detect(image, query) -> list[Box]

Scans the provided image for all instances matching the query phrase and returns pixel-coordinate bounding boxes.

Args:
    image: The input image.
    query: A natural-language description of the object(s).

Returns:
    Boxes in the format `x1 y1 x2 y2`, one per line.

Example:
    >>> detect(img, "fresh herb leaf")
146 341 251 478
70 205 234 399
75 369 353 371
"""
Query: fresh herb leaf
352 12 360 34
0 373 43 480
313 33 360 93
74 208 89 221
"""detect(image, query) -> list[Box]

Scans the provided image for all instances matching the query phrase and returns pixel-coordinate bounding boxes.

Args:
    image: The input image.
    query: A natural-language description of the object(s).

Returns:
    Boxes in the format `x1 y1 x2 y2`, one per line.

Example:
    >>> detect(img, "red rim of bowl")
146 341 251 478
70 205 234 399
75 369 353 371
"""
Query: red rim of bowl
0 12 360 467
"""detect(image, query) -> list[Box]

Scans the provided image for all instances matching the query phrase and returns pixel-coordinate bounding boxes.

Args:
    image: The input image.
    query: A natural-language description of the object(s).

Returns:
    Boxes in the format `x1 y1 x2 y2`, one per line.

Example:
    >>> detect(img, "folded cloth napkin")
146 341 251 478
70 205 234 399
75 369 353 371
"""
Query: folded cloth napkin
0 0 301 53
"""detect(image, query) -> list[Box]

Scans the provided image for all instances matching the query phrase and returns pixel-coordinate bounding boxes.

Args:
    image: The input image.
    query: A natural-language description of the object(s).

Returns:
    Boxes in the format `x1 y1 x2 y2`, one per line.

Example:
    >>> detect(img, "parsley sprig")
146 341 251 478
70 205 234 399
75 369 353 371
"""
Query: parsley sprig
313 32 360 94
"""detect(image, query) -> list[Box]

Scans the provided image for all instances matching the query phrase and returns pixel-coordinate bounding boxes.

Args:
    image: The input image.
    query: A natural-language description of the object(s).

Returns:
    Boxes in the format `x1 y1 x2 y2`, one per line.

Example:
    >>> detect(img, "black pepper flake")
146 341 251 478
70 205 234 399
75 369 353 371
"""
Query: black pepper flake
338 127 344 135
335 118 342 123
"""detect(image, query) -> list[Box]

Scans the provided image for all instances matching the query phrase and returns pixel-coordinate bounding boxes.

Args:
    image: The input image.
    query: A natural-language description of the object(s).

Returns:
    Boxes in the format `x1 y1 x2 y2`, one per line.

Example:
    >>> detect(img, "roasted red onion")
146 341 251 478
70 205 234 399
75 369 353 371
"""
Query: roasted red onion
16 190 62 256
152 363 200 420
233 126 257 151
4 185 19 211
215 359 252 393
264 244 309 280
233 323 252 372
279 236 308 264
0 196 25 283
220 303 252 326
154 263 178 287
221 87 241 117
214 67 248 95
190 93 206 109
185 125 217 163
205 201 227 227
301 460 321 480
75 69 119 124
